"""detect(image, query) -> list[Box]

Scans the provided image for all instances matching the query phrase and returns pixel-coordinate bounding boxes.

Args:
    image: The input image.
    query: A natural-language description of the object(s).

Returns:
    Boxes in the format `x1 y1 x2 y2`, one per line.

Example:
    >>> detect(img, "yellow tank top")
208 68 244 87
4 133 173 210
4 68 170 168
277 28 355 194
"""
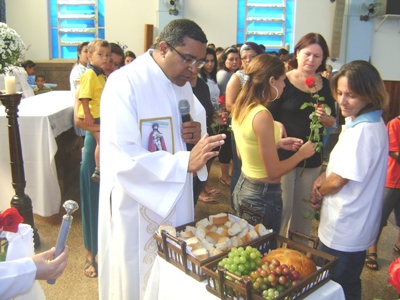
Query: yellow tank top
232 104 280 178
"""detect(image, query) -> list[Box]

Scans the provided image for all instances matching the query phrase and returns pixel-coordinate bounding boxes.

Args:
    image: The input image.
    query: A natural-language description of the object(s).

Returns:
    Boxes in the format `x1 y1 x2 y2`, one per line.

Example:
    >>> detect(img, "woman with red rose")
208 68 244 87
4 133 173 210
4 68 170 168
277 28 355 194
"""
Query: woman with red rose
268 33 337 240
310 60 388 299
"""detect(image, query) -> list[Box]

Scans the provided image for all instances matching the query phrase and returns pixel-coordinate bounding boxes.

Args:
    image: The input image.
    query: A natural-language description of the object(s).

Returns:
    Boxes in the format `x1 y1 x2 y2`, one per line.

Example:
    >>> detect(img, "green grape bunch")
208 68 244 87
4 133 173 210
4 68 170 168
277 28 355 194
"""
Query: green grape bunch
217 246 302 299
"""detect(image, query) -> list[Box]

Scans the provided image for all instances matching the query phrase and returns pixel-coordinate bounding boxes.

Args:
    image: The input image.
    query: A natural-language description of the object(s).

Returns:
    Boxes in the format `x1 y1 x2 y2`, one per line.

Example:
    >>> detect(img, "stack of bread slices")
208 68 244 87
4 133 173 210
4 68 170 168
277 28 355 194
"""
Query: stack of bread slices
159 213 271 261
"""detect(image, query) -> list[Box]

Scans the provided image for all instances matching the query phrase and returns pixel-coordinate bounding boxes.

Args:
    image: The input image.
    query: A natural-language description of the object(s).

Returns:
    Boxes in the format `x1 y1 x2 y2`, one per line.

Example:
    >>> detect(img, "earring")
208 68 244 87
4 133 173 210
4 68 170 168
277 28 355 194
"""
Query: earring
268 85 279 102
262 90 265 100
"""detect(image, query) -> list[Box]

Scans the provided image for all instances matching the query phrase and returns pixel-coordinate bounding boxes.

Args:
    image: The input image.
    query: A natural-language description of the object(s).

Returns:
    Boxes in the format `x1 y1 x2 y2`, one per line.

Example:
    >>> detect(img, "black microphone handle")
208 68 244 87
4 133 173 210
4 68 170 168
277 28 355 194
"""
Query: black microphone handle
181 113 194 150
181 113 191 123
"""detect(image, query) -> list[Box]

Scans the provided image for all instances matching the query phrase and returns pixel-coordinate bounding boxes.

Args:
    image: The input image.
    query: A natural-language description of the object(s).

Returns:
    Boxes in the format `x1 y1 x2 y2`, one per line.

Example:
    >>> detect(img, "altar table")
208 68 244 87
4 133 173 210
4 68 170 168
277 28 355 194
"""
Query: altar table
0 91 73 216
144 256 345 300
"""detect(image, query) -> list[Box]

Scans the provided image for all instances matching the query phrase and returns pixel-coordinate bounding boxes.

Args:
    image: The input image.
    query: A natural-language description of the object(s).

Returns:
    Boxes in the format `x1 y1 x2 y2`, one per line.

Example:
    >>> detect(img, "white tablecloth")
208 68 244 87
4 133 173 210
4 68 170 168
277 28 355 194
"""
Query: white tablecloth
0 91 73 216
144 256 345 300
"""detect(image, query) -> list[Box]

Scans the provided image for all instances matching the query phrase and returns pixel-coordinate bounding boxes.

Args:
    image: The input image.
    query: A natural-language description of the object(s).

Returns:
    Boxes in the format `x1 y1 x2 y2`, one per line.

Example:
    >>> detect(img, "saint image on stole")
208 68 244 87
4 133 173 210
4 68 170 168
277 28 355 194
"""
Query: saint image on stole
148 122 167 152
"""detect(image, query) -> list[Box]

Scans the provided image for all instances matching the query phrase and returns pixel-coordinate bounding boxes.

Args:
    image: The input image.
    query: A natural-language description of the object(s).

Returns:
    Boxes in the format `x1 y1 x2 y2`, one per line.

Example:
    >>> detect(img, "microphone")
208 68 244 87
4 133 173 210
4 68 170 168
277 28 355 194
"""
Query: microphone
178 99 194 150
178 99 191 123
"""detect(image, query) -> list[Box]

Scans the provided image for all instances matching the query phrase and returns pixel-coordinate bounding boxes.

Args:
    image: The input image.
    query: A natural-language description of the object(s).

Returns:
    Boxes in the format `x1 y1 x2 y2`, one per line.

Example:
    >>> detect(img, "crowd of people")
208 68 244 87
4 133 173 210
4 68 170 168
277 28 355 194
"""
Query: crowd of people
3 17 398 300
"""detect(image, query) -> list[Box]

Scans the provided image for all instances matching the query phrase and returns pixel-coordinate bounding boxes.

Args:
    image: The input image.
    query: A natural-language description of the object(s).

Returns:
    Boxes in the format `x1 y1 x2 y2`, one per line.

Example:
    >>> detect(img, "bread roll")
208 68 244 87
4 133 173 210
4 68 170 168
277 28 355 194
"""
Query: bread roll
210 213 229 225
195 226 206 239
238 218 249 230
216 237 231 251
196 218 211 228
230 236 243 247
213 248 224 256
254 224 270 237
192 248 208 260
262 248 317 279
185 225 197 235
228 222 242 236
185 237 202 250
158 224 176 237
180 231 195 239
216 226 229 237
205 232 221 245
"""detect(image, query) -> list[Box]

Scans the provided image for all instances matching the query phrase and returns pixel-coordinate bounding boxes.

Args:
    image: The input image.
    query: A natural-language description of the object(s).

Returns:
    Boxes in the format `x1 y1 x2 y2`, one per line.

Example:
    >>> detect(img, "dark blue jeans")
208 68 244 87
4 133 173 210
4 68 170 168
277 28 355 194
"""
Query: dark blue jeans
233 173 282 233
319 242 366 300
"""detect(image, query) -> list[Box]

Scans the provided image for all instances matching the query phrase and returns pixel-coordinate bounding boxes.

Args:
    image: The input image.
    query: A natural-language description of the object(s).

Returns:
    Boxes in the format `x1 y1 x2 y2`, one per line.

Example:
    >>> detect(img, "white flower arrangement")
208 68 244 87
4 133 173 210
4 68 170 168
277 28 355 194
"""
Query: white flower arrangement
0 23 26 74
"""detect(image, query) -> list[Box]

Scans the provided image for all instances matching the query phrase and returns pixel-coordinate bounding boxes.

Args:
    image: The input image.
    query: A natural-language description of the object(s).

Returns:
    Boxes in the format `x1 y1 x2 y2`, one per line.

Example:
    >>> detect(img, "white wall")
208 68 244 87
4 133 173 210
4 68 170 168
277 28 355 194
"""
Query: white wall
5 0 400 80
5 0 50 61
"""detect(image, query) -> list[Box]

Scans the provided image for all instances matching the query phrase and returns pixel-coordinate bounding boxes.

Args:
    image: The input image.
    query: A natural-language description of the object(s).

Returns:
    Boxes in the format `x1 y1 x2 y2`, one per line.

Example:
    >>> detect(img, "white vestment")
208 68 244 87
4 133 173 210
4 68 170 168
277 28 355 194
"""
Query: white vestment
0 224 45 300
98 50 207 300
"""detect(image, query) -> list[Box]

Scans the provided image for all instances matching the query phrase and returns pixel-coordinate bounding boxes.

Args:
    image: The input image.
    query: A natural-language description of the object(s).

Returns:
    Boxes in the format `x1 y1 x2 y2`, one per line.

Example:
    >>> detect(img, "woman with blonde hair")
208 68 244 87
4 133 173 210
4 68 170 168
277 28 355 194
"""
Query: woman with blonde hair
231 54 315 233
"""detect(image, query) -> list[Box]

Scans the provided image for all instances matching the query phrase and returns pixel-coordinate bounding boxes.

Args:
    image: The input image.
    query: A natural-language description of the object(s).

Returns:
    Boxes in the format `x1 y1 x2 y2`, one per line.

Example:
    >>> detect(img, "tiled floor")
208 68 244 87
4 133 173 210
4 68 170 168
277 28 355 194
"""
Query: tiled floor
33 159 398 299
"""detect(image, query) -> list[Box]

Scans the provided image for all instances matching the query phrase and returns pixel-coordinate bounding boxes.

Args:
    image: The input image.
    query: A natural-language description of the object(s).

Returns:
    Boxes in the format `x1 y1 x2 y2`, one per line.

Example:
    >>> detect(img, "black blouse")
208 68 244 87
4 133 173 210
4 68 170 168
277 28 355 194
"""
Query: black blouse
268 76 337 168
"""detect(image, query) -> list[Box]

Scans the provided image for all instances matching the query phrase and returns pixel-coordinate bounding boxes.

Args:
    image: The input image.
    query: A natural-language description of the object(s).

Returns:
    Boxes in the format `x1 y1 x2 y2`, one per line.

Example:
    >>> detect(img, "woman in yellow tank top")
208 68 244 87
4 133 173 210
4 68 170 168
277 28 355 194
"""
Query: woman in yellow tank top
231 54 315 233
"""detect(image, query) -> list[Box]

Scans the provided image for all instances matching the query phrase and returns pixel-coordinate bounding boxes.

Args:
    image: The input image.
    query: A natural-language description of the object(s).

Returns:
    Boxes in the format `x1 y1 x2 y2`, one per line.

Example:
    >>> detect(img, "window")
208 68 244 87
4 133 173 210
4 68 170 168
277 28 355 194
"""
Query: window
49 0 105 59
237 0 294 52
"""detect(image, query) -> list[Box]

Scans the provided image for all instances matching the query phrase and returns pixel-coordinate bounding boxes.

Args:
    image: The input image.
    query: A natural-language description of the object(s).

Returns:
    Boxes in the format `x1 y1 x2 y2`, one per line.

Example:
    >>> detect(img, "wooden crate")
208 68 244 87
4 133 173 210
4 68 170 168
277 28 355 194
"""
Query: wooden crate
153 214 265 282
202 233 338 300
153 222 220 281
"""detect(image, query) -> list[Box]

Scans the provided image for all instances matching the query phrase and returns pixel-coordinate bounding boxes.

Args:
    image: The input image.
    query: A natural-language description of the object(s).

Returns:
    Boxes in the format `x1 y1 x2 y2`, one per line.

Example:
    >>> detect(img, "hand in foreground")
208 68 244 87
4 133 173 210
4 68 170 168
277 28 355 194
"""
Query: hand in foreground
84 113 95 126
310 172 326 210
277 137 303 151
181 121 201 144
188 133 226 173
32 246 69 281
315 105 334 127
75 117 100 131
297 140 316 159
217 111 229 126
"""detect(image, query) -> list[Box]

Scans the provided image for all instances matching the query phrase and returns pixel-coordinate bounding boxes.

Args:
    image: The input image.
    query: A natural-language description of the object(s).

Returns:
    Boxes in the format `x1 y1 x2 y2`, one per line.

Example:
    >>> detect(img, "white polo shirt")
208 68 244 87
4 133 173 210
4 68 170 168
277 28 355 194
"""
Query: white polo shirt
319 110 388 252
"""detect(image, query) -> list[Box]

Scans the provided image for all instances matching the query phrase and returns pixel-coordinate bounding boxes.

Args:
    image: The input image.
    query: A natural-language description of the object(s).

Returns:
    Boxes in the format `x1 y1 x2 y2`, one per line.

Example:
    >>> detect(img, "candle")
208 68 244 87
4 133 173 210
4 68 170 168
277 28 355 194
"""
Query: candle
5 76 16 94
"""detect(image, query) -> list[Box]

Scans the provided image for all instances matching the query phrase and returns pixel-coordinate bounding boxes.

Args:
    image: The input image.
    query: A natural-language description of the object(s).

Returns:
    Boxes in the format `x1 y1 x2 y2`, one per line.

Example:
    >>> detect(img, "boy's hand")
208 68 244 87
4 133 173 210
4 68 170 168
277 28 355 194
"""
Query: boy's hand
84 113 94 125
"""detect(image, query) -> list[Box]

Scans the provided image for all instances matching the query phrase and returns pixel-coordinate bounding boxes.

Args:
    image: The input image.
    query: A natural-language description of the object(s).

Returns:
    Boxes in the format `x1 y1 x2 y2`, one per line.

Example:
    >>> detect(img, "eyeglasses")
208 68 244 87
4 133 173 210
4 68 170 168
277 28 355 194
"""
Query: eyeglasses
166 42 206 69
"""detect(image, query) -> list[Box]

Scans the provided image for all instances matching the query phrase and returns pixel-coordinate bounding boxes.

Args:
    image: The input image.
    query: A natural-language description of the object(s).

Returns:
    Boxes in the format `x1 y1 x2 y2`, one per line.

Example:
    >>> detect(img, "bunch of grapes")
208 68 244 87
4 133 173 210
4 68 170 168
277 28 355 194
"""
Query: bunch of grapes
242 258 301 299
217 246 262 279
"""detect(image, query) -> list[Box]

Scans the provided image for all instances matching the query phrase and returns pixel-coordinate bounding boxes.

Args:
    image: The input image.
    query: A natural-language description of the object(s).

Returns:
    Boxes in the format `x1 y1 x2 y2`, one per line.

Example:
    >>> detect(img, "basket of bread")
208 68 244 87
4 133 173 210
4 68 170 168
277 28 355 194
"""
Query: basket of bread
154 213 273 281
202 232 338 300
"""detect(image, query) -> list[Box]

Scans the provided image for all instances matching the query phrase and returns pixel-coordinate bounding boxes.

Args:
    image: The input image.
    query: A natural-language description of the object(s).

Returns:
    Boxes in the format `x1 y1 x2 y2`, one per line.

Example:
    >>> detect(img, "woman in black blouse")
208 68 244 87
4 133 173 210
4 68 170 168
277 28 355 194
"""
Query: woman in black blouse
268 33 336 241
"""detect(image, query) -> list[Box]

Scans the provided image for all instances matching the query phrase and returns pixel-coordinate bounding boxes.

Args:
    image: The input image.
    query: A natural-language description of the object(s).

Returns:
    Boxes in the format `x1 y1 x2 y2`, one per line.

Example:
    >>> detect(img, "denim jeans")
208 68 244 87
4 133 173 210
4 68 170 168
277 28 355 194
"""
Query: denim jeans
233 173 282 233
319 242 366 300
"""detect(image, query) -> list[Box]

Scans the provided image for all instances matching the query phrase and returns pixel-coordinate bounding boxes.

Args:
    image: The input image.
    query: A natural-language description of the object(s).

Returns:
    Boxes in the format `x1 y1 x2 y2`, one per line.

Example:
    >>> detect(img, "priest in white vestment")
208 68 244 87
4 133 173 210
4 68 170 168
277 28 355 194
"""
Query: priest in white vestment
98 19 226 299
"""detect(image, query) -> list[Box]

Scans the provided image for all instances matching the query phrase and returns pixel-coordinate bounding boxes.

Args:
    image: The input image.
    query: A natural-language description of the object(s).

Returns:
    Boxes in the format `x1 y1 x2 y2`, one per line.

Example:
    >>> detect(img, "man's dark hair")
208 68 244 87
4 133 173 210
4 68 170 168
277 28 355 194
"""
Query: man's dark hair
21 60 36 69
155 19 207 48
35 74 46 81
277 48 289 56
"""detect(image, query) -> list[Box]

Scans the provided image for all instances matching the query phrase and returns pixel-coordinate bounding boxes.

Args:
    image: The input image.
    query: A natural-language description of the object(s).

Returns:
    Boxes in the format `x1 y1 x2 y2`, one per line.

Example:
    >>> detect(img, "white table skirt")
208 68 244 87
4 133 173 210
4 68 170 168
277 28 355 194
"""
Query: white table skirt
0 91 73 216
144 256 345 300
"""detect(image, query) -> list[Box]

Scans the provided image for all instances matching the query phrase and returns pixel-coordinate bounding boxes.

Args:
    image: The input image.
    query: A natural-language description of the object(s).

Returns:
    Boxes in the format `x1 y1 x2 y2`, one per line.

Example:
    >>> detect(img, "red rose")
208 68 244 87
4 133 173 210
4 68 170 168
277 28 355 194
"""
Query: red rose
305 76 316 89
388 258 400 293
0 207 24 233
218 96 225 104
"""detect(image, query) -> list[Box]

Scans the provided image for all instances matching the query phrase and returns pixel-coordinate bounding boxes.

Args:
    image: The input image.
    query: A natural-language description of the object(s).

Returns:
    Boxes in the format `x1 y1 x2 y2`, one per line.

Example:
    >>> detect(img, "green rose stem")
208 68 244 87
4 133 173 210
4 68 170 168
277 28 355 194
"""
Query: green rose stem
299 78 330 177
